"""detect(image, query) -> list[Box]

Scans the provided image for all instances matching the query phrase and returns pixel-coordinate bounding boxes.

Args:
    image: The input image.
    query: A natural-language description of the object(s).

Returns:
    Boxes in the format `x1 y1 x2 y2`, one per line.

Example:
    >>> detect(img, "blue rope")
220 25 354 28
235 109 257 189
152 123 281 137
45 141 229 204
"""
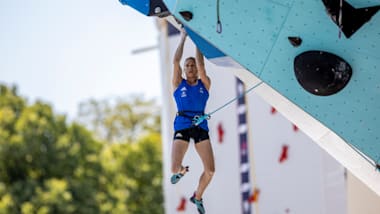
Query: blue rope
192 81 263 126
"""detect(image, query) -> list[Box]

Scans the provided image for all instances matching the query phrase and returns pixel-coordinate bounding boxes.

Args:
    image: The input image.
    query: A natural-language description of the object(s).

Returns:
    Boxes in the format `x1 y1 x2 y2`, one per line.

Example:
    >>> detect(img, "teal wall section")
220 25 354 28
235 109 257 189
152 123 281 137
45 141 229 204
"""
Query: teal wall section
164 0 380 163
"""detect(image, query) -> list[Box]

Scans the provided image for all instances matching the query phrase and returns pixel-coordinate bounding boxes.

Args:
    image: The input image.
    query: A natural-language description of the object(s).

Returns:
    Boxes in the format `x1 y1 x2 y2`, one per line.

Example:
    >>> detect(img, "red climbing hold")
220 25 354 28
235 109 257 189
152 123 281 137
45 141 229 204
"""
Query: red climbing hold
176 196 186 211
217 122 225 143
270 106 277 114
292 124 299 132
279 145 289 163
248 188 260 203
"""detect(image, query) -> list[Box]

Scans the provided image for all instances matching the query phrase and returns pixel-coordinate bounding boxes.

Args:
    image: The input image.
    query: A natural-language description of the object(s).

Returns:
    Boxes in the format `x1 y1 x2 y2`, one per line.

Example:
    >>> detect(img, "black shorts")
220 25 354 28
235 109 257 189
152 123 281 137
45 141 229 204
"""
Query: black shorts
173 126 210 143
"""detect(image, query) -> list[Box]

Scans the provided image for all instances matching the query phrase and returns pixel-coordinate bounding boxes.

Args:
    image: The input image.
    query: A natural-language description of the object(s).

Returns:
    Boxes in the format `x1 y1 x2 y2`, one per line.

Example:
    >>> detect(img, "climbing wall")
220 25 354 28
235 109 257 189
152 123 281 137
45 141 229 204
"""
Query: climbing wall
162 0 380 193
118 0 380 203
156 22 347 214
247 92 347 214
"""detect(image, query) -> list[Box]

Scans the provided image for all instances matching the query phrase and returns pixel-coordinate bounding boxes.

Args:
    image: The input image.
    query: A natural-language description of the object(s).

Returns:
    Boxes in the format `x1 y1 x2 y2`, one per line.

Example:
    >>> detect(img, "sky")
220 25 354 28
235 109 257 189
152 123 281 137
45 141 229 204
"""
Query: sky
0 0 161 120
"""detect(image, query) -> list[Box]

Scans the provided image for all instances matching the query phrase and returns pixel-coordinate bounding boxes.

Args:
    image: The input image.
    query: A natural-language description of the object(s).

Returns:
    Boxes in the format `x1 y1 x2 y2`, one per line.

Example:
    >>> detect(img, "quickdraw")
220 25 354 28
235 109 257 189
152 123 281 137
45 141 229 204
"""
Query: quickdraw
192 114 211 126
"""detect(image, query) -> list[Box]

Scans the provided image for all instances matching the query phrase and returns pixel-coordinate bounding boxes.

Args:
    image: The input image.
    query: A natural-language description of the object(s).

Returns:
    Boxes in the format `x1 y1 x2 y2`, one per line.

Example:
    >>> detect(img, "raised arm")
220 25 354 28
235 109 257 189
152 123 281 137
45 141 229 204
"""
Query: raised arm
172 29 187 89
196 47 210 90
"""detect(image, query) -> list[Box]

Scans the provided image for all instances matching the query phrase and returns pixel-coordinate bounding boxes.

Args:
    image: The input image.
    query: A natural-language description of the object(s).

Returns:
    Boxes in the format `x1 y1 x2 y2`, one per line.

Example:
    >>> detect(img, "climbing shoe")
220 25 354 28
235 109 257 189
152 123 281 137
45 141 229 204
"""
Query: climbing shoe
170 166 189 184
170 173 184 184
190 192 205 214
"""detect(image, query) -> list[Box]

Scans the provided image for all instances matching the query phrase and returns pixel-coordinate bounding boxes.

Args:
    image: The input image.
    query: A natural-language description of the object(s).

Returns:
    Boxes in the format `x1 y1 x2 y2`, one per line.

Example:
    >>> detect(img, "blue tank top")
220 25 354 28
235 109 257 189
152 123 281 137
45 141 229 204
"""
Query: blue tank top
173 79 209 131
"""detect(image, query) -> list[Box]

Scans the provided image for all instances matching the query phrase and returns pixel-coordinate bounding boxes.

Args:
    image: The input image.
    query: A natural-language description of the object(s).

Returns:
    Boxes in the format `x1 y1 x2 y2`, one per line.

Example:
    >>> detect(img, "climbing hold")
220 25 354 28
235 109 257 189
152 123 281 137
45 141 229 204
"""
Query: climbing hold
179 11 193 21
248 188 260 203
150 0 170 17
217 122 225 143
288 36 302 47
119 0 170 17
279 145 289 163
322 0 380 38
294 50 352 96
292 124 299 132
270 106 277 115
176 196 187 211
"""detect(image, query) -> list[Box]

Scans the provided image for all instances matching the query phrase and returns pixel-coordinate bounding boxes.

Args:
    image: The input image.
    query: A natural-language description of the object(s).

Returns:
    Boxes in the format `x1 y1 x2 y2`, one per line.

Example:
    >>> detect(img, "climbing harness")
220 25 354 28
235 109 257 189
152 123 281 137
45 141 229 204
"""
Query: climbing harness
216 0 222 33
176 111 209 126
189 81 264 126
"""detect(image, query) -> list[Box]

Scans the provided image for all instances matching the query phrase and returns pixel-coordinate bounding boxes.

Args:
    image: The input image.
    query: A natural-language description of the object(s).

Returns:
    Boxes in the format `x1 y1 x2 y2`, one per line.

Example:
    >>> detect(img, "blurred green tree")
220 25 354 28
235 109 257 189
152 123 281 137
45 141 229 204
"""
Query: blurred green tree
0 84 163 214
77 95 161 144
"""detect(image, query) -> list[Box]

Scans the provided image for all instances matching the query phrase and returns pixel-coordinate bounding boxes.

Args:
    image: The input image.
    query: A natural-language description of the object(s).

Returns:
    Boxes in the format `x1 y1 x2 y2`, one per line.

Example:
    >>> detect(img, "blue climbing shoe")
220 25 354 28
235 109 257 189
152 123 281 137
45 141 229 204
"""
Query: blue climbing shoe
190 192 205 214
170 173 184 184
170 166 189 184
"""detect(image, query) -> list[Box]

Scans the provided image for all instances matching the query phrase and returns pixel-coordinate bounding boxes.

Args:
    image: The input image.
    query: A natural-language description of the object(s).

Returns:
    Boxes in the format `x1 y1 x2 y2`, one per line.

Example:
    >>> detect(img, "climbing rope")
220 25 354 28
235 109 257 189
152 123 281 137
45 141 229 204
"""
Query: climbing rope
216 0 222 33
338 0 343 38
192 81 263 126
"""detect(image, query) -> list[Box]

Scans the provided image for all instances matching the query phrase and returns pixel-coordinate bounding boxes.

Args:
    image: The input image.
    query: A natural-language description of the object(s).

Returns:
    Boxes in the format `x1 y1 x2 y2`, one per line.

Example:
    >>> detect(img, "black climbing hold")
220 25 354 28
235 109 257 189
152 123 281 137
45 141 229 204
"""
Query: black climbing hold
322 0 380 38
288 37 302 47
294 50 352 96
179 11 193 21
149 0 170 17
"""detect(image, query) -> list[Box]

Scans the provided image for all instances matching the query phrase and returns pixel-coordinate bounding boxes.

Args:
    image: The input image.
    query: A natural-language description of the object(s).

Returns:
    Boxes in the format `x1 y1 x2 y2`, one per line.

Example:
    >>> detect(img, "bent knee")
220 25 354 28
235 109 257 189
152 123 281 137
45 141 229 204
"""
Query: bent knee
205 168 215 177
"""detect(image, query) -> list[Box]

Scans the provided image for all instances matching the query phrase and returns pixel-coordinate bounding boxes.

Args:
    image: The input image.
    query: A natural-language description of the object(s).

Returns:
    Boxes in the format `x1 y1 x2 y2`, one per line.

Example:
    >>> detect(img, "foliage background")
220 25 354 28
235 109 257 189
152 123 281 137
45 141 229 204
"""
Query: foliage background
0 84 163 214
